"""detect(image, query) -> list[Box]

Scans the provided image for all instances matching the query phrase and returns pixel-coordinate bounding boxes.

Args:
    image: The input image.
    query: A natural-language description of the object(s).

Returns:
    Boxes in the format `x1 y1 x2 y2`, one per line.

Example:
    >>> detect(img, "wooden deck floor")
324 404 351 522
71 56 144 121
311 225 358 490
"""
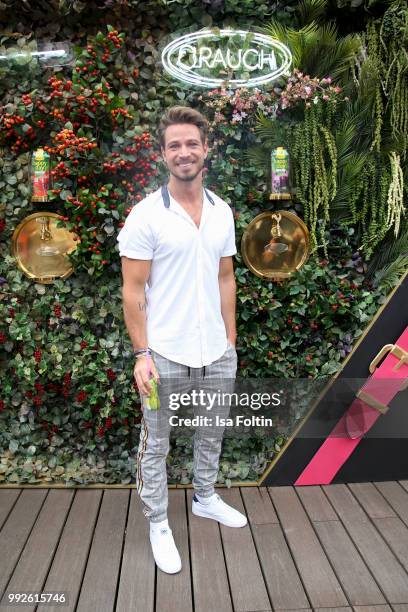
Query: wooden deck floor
1 482 408 612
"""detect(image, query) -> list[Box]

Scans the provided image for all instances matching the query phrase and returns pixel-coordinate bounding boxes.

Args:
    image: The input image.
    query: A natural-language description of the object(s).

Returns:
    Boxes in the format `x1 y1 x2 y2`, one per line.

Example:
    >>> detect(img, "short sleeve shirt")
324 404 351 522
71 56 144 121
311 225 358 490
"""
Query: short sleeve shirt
117 186 237 367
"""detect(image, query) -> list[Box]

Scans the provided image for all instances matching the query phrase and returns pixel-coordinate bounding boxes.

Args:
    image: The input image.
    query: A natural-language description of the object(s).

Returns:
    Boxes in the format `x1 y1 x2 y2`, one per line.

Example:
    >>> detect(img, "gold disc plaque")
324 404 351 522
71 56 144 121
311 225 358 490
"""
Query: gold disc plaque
11 212 78 284
241 211 310 280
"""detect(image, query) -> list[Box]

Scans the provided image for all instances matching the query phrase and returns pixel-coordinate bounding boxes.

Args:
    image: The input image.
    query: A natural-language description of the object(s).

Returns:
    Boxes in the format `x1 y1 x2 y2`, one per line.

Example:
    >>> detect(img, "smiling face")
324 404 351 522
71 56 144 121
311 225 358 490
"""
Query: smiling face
161 123 208 183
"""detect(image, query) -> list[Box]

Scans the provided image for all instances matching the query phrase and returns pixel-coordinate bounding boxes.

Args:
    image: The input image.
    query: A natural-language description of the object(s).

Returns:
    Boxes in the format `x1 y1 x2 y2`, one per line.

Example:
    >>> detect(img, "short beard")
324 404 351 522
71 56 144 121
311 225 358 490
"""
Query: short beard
169 160 204 182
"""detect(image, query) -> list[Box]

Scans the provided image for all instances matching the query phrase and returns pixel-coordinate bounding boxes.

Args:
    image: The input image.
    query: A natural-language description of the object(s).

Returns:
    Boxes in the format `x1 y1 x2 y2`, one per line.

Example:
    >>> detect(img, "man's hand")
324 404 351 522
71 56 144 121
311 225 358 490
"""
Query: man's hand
134 355 160 399
219 256 237 351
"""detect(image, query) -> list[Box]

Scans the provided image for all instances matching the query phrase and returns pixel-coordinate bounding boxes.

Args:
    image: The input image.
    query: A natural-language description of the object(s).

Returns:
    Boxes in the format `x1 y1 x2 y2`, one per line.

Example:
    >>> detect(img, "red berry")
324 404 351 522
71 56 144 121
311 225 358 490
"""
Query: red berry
76 390 87 403
34 382 44 394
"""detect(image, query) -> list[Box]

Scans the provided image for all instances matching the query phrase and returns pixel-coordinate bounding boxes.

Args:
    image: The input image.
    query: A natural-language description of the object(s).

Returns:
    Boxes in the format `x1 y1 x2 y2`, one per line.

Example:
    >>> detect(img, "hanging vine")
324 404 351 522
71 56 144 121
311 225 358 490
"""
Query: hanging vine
359 155 389 258
357 151 406 259
291 104 337 257
385 152 405 237
381 0 408 160
365 20 384 153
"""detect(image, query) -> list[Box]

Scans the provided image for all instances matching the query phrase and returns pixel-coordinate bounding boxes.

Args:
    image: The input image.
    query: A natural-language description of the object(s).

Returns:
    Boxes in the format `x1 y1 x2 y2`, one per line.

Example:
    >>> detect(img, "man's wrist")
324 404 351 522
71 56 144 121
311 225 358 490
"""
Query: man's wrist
133 348 151 358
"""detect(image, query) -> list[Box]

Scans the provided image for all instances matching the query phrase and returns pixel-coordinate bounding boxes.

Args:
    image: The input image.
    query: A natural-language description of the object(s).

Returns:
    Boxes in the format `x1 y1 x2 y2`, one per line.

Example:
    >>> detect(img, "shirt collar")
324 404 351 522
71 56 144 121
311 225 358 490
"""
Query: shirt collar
166 188 213 231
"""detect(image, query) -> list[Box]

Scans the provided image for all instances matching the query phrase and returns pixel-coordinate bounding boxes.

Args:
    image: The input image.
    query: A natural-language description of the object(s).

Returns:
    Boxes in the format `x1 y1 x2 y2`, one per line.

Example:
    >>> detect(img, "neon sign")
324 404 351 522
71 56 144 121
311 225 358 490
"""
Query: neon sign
161 29 292 88
0 42 73 67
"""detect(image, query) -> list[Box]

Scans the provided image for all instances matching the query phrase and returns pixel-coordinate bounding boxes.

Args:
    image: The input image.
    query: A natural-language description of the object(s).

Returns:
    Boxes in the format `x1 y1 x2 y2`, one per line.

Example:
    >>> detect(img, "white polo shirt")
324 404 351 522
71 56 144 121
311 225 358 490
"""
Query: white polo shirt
117 186 237 367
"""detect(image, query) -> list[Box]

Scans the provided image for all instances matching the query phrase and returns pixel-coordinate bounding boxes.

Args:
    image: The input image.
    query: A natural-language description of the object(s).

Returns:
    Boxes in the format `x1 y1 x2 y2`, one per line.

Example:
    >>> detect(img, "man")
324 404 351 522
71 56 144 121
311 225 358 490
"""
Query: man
117 106 247 575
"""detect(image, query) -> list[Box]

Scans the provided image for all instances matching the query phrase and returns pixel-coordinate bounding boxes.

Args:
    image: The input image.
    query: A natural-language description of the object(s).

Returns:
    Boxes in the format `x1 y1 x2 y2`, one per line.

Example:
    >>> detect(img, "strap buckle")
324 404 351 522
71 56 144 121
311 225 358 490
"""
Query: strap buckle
355 389 389 414
369 343 408 374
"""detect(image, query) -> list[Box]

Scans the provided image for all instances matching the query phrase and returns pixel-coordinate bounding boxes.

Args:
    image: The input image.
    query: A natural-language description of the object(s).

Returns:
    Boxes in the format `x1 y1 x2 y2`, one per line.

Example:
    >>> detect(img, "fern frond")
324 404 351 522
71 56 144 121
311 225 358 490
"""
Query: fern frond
331 152 369 221
263 20 360 81
368 225 408 276
373 255 408 290
244 145 270 170
296 0 328 27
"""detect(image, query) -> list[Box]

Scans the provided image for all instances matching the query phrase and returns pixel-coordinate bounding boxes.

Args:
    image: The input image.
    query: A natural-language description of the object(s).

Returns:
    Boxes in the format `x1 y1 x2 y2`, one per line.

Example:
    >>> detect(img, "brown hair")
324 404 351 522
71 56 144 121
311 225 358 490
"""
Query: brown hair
158 106 209 148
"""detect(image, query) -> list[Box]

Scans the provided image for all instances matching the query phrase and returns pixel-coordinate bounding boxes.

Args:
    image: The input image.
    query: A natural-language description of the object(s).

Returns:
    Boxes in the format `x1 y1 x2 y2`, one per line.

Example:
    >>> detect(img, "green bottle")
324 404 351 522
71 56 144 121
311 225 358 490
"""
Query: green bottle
145 378 160 411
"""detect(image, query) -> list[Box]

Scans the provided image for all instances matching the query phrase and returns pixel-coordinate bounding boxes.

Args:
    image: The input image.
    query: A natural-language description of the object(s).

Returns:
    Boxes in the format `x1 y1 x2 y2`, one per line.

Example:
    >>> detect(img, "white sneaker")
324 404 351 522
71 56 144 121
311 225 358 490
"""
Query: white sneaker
149 521 182 574
192 493 248 528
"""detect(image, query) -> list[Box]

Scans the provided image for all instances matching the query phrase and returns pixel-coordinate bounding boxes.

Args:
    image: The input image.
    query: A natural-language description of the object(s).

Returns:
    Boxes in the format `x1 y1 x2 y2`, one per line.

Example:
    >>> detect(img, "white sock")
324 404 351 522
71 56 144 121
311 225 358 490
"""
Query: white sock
150 518 169 532
195 493 215 505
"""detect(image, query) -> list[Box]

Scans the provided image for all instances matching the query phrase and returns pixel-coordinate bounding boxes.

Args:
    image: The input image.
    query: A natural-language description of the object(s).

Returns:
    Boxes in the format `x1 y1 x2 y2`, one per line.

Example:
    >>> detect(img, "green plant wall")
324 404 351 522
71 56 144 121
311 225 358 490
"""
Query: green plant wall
0 0 406 485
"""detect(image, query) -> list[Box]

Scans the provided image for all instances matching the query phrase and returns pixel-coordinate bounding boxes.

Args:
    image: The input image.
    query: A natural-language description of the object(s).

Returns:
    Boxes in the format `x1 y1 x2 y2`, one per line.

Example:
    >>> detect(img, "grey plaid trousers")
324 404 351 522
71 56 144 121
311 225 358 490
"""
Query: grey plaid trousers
136 342 237 523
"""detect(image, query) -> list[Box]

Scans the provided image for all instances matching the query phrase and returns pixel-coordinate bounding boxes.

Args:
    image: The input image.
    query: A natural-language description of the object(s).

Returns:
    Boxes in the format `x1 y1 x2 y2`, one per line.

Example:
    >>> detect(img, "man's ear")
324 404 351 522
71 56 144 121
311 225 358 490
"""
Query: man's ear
161 147 167 163
203 140 209 159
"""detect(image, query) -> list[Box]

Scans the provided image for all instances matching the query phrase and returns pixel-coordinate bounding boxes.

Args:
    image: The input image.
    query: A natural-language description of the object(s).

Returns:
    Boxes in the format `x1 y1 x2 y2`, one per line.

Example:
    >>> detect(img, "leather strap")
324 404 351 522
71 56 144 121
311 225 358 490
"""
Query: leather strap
295 326 408 486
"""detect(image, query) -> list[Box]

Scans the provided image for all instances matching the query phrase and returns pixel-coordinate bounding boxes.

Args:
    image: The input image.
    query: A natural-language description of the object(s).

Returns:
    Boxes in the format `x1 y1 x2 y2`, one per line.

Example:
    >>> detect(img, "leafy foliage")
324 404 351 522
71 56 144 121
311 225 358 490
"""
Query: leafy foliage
0 2 403 485
264 18 361 80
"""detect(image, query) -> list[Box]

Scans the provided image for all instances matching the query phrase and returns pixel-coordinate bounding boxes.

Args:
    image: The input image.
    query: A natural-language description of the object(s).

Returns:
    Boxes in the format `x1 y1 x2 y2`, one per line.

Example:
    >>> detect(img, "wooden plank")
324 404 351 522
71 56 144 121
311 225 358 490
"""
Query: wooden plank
0 489 47 602
314 520 386 606
374 482 408 527
251 523 310 610
372 517 408 573
399 481 408 494
296 486 338 522
353 606 393 611
1 490 74 612
0 489 20 529
268 486 348 609
218 488 271 612
156 490 193 612
392 605 408 611
115 489 155 612
323 484 408 604
186 489 233 612
314 608 352 612
349 483 396 519
240 487 279 524
38 490 102 612
76 490 129 612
